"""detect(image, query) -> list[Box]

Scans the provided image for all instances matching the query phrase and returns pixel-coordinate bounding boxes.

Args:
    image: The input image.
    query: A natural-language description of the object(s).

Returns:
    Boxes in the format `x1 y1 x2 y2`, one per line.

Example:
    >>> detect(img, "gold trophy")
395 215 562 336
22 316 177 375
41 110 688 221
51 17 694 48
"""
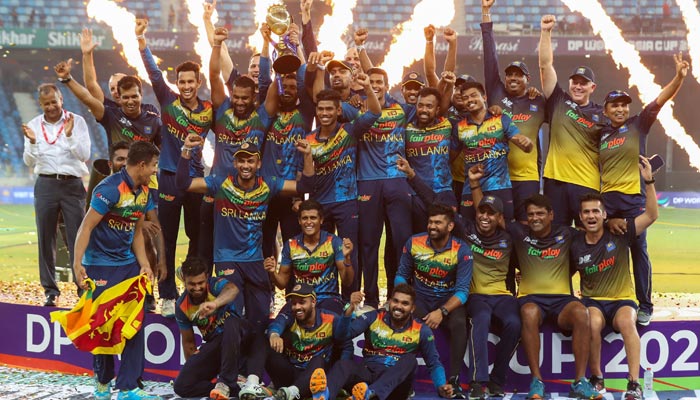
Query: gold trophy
266 3 301 74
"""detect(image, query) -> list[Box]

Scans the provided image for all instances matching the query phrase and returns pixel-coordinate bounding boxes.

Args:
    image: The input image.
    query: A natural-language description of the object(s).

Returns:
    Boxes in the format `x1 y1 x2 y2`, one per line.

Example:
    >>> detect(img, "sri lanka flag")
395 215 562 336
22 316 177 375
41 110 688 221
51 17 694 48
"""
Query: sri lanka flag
50 275 151 355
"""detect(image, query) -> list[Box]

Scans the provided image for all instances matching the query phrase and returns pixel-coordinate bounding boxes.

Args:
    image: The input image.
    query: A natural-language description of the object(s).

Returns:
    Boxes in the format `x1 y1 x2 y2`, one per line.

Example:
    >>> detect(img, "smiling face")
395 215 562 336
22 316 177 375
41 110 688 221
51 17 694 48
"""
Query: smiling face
279 75 298 107
369 72 388 102
233 153 261 182
504 68 528 97
299 209 322 238
568 76 596 106
461 87 486 114
315 100 341 128
39 89 63 123
118 86 142 118
389 291 415 325
526 204 554 238
135 156 159 186
579 199 606 234
248 55 260 84
177 70 202 103
231 85 255 118
604 101 630 127
427 213 453 242
290 296 316 325
184 272 208 304
476 206 501 236
401 82 422 105
416 94 439 127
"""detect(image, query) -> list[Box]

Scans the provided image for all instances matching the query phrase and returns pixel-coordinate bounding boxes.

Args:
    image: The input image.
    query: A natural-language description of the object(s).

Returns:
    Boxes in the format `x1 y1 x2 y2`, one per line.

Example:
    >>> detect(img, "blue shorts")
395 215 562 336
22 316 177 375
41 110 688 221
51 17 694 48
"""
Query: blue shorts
518 294 581 325
583 298 638 331
543 178 597 227
602 191 645 219
512 180 540 222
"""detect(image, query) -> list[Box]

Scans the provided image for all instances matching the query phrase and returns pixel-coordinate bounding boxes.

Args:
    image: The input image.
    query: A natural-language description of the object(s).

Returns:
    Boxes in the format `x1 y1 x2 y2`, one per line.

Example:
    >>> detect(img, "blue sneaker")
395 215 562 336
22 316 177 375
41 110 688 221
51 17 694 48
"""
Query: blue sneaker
310 368 329 400
116 387 162 400
569 377 602 400
94 379 111 400
527 378 545 399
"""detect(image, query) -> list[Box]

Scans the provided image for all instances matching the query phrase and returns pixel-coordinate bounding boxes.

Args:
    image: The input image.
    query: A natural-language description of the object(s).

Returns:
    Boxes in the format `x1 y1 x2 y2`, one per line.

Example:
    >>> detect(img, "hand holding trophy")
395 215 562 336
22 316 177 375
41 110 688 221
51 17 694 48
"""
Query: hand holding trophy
266 3 301 74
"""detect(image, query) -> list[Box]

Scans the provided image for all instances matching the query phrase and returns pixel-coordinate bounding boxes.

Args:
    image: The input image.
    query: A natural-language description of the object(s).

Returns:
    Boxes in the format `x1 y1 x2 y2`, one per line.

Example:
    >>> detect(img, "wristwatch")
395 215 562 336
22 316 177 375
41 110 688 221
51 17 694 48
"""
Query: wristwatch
439 306 449 316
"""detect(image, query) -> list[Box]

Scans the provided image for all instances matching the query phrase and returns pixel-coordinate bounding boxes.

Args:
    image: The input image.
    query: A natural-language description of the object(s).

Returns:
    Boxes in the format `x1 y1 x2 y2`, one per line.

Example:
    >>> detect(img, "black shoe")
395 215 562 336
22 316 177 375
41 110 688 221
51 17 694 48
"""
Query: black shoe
589 375 606 394
486 381 505 397
44 294 58 307
449 376 467 399
145 295 156 313
469 383 488 400
625 380 642 400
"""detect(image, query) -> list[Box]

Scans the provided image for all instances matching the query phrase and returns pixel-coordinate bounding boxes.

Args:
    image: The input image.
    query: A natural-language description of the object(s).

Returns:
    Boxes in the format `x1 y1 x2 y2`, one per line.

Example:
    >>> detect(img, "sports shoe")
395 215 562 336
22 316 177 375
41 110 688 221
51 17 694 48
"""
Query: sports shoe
44 294 58 307
351 382 376 400
210 381 230 400
94 379 111 400
116 388 162 399
161 299 176 318
469 382 488 400
569 377 602 400
239 382 274 400
486 381 505 397
589 375 606 394
274 386 301 400
310 368 329 400
624 380 642 400
527 377 545 399
637 310 652 326
449 375 467 399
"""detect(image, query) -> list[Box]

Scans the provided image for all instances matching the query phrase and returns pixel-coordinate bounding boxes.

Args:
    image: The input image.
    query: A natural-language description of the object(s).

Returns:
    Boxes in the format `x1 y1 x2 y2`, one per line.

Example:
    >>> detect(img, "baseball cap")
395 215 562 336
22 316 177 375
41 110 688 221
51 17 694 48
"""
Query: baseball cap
233 142 261 158
604 90 632 105
325 59 352 72
569 66 596 83
477 195 504 214
505 61 530 76
402 71 425 87
455 74 477 85
285 283 316 300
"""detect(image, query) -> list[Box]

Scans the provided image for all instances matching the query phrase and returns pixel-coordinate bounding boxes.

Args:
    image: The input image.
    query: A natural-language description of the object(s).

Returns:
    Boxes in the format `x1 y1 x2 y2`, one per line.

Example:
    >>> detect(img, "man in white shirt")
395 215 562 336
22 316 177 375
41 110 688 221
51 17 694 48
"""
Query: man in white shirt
22 83 91 306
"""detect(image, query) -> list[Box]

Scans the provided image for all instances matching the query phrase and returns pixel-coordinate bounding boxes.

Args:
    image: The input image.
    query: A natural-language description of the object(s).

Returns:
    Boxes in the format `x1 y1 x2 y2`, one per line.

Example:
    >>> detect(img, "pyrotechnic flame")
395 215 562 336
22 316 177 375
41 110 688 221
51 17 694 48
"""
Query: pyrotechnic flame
561 0 700 172
86 0 176 91
317 0 358 57
184 0 217 89
378 0 455 88
675 0 700 86
247 0 278 53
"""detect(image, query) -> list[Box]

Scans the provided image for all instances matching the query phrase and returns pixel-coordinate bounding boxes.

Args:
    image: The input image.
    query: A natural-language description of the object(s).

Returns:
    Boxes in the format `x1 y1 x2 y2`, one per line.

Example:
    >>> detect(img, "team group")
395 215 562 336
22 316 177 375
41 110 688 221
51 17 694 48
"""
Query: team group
21 0 691 399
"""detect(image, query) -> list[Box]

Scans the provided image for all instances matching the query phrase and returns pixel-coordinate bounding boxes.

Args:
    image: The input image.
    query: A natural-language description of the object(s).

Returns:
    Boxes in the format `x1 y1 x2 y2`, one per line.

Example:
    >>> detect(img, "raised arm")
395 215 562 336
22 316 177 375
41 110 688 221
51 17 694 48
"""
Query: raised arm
656 52 689 107
176 135 212 193
442 27 457 76
634 156 659 233
358 72 381 114
203 0 235 82
300 0 318 56
538 15 557 98
354 29 374 72
264 257 292 290
424 25 439 88
54 59 105 120
80 28 105 103
437 71 456 116
210 27 229 108
336 238 355 286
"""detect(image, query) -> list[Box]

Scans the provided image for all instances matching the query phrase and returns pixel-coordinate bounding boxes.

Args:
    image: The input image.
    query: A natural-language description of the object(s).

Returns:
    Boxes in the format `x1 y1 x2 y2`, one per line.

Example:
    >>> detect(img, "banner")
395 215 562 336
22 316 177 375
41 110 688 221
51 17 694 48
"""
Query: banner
0 186 34 205
2 302 700 391
658 192 700 209
0 28 690 56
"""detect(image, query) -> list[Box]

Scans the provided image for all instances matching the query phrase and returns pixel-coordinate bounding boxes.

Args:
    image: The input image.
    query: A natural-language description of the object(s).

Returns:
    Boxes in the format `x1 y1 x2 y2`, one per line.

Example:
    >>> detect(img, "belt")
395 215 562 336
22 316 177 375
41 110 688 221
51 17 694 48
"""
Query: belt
39 173 80 180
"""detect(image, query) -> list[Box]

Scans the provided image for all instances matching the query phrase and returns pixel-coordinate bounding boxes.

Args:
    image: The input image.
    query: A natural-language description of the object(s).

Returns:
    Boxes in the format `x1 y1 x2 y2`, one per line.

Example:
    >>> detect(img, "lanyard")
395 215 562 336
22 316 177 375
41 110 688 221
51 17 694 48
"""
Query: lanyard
41 111 67 145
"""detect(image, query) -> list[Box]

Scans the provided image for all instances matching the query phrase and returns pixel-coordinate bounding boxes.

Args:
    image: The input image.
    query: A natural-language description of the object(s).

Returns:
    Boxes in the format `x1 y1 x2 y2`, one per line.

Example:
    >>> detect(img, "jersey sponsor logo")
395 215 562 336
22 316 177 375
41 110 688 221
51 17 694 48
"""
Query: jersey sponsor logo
565 109 595 128
530 104 539 112
358 194 371 202
578 254 592 264
416 263 450 279
461 199 474 207
407 133 447 143
583 255 616 274
144 126 152 134
94 279 108 287
606 242 617 252
296 262 327 272
526 246 561 259
217 268 235 276
600 136 627 150
501 98 513 108
499 240 508 248
95 192 110 205
470 244 505 260
555 235 565 244
159 193 175 202
511 113 532 123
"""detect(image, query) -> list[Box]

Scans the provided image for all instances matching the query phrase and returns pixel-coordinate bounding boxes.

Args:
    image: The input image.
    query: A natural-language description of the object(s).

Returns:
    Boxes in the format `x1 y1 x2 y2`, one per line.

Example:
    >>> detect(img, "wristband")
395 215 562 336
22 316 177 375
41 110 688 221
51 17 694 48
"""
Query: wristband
439 306 449 316
355 45 365 52
470 185 480 191
181 145 193 154
644 179 655 184
212 44 222 48
58 76 72 83
136 35 145 40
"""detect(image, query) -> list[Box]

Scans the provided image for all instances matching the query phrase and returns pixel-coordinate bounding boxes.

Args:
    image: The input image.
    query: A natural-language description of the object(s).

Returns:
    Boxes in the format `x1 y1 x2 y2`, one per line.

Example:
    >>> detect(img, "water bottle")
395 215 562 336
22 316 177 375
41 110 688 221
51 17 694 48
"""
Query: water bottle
643 368 654 398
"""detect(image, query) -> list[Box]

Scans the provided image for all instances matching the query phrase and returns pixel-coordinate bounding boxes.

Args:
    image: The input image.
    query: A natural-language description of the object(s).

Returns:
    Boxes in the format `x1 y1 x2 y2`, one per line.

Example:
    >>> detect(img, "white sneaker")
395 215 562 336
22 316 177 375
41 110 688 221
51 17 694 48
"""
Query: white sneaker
161 299 176 318
239 383 274 400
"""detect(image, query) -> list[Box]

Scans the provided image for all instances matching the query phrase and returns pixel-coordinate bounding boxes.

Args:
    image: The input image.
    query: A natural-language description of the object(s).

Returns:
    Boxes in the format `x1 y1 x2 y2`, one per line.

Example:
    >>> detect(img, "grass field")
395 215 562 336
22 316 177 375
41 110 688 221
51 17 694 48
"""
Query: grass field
1 204 700 292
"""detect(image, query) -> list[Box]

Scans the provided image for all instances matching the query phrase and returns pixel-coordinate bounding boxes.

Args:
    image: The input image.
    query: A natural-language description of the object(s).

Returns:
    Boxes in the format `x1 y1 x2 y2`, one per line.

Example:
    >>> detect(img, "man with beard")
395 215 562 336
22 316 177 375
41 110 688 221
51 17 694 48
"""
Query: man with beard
266 283 352 400
54 60 161 147
599 53 688 326
173 257 258 400
198 26 279 270
176 135 314 398
305 75 382 295
452 81 533 223
72 141 160 400
572 158 658 399
137 19 213 317
539 14 605 226
264 200 354 314
308 284 454 400
482 0 547 222
400 72 425 106
395 204 473 398
397 160 521 399
470 172 600 400
22 83 90 306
